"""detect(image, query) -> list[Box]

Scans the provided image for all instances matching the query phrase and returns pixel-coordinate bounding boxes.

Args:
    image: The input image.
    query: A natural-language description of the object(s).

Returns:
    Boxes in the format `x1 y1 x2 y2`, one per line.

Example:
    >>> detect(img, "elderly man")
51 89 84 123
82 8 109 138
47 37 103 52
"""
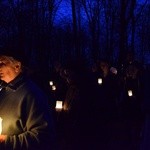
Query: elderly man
0 55 55 150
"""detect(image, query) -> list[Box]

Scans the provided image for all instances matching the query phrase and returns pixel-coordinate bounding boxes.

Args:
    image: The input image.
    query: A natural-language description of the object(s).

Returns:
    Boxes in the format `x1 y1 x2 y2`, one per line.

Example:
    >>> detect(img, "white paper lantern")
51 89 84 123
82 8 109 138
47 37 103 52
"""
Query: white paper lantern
49 81 54 86
128 90 133 97
98 78 102 84
52 85 56 91
55 101 63 110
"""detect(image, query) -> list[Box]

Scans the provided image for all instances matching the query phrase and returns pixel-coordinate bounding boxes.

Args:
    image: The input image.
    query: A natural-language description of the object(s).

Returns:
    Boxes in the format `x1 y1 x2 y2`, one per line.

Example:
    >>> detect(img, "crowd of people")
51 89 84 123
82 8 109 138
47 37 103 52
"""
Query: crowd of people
0 51 148 150
49 52 145 150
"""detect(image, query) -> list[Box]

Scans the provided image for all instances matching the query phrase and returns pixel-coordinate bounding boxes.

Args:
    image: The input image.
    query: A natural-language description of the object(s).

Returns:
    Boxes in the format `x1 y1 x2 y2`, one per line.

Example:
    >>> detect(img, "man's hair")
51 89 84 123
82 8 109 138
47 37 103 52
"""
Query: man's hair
0 55 23 71
0 55 21 64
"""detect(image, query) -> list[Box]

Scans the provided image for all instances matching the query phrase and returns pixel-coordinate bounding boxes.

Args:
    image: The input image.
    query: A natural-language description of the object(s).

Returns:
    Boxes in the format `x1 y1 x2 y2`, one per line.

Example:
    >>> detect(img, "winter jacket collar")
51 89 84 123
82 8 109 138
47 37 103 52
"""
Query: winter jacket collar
6 73 26 91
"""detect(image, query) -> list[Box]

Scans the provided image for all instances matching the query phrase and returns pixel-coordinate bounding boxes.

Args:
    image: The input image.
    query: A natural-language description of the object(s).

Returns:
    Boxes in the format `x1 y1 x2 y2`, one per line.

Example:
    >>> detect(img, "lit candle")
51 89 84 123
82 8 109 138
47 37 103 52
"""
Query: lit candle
55 101 63 111
98 78 102 85
49 81 53 86
128 90 133 97
0 117 3 135
52 85 56 91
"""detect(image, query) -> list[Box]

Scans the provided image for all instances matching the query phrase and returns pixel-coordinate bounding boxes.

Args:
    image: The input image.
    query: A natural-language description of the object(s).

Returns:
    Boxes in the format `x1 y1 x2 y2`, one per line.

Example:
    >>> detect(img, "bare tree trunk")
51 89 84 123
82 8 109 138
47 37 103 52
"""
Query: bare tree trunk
119 0 128 64
71 0 81 59
80 0 102 61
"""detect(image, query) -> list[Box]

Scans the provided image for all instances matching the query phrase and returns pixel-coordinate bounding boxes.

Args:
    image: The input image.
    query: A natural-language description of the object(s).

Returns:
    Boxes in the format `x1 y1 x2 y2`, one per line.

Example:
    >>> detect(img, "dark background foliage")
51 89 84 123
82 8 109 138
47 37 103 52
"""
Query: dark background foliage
0 0 150 74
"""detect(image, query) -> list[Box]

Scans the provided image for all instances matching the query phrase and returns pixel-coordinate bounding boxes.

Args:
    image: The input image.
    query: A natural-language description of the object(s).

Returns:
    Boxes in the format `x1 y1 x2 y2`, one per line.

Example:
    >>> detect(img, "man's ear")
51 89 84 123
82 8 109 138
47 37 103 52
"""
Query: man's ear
15 62 21 72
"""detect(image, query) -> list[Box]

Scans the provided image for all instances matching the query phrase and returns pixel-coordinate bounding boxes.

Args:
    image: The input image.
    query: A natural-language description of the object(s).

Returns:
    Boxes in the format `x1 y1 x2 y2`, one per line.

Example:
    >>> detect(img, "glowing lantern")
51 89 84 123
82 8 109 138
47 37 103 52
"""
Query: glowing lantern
98 78 102 85
55 101 63 111
49 81 53 86
52 85 56 91
0 117 2 135
128 90 133 97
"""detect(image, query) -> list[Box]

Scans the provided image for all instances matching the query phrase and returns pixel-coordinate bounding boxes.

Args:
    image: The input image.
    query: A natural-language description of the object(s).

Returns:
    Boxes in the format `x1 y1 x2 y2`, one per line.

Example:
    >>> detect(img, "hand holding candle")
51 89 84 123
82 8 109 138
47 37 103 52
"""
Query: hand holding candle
0 117 6 143
0 135 6 143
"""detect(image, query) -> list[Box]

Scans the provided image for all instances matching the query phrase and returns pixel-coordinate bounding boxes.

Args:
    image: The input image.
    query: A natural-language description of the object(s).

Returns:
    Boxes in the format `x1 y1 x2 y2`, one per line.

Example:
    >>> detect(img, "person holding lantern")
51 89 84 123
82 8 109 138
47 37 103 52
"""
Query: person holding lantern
0 54 56 150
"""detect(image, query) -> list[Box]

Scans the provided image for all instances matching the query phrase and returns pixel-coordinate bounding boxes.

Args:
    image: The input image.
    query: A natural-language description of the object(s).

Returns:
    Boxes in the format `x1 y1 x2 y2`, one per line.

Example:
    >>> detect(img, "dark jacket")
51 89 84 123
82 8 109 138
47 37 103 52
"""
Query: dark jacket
0 73 55 150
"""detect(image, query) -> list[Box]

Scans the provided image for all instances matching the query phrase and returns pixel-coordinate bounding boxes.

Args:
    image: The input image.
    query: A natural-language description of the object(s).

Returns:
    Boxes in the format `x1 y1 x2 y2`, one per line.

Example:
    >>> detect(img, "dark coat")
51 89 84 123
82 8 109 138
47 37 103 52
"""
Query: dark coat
0 73 55 150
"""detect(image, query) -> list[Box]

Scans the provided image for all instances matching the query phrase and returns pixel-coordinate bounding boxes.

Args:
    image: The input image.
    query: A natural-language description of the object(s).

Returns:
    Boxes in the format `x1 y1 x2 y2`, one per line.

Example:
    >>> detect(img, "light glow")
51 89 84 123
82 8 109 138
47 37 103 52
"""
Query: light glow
98 78 102 84
52 85 56 91
55 101 63 110
128 90 133 97
0 117 3 135
49 81 54 86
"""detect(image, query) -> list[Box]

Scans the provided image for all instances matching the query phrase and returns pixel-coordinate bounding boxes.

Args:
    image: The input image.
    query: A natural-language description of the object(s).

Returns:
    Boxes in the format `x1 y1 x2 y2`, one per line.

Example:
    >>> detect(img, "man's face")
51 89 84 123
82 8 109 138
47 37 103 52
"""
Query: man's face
100 62 109 72
0 56 21 83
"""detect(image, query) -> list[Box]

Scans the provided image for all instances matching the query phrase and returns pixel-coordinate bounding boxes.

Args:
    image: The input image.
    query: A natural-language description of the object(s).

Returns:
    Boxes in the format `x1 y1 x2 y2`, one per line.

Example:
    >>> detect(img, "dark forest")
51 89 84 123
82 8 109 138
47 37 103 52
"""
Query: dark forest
0 1 150 150
0 0 150 73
